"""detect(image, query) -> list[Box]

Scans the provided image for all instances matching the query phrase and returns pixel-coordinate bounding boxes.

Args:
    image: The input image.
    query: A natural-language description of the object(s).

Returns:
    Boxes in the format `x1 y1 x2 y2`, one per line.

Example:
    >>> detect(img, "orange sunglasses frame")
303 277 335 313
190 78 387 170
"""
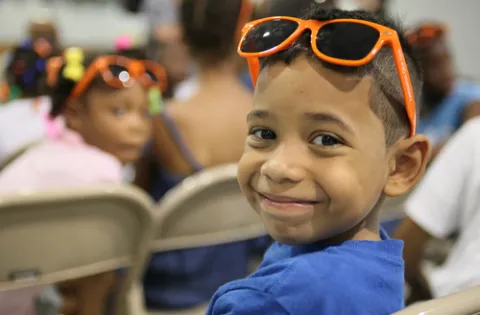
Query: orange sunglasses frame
47 55 167 99
238 16 417 136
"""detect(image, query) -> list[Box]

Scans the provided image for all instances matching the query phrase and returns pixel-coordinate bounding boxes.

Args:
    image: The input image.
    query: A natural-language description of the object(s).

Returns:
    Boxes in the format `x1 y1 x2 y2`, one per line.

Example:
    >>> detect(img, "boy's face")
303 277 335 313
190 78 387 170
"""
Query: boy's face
238 57 429 244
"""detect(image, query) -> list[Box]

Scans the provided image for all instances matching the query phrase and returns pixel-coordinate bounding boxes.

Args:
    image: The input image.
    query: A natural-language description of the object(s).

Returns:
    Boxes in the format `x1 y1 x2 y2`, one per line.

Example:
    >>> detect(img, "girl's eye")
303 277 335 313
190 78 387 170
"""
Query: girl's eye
252 128 276 140
112 108 126 116
312 134 342 146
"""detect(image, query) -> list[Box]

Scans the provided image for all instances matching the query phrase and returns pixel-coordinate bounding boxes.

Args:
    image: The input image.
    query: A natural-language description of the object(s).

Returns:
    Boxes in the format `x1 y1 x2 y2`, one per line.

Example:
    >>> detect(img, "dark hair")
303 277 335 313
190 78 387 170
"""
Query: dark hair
181 0 246 64
115 47 148 60
5 38 57 99
264 0 335 18
49 53 113 118
260 8 423 145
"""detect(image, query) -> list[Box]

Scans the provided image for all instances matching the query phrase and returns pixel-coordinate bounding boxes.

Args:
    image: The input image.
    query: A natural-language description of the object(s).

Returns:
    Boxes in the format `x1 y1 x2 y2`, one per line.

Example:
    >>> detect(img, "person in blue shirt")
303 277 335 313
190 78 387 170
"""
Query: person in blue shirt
207 7 431 315
408 22 480 159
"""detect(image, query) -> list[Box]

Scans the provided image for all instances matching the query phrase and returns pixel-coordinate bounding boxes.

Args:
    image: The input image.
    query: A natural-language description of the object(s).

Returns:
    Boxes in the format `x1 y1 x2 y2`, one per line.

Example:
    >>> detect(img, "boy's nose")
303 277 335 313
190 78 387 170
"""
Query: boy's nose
260 146 307 184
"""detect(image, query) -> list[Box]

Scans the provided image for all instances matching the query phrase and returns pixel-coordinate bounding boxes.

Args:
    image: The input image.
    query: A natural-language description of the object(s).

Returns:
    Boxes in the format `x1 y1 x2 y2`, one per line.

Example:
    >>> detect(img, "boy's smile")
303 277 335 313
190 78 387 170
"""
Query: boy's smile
238 56 394 245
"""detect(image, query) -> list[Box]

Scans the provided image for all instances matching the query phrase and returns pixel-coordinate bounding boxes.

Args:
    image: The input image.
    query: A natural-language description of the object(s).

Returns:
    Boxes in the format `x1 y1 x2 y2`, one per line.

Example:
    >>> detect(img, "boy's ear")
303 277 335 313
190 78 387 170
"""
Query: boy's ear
383 134 431 197
64 100 86 131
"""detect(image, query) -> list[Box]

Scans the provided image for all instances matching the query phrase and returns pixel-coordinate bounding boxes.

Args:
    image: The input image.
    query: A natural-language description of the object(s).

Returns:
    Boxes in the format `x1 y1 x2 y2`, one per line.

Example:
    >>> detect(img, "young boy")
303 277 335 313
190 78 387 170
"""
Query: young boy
207 8 430 315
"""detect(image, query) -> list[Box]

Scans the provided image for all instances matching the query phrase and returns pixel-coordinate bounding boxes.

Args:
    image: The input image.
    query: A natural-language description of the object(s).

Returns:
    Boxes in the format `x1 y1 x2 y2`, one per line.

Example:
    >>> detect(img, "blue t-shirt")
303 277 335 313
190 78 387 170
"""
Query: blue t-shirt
207 230 404 315
417 80 480 147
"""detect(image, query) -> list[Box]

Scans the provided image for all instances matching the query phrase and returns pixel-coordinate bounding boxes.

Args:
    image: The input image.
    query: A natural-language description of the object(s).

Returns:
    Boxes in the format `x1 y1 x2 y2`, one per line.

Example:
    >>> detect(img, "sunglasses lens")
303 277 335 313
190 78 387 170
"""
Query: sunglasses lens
316 22 380 61
241 20 299 53
145 69 159 83
109 65 132 84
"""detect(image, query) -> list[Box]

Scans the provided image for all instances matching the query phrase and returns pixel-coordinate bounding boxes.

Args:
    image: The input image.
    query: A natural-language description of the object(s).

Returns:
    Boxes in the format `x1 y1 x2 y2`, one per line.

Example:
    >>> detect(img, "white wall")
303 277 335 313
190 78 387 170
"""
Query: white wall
0 0 147 49
1 0 480 79
388 0 480 80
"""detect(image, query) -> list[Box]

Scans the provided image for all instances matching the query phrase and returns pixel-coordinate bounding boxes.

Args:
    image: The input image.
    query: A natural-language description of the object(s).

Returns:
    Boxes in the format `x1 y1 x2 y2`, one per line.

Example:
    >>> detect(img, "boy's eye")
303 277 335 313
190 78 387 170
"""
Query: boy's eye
252 128 276 140
312 134 341 146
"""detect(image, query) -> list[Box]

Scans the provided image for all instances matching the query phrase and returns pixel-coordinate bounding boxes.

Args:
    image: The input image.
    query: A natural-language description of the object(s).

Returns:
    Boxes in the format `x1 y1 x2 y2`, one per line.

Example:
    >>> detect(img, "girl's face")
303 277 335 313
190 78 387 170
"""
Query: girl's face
69 82 152 164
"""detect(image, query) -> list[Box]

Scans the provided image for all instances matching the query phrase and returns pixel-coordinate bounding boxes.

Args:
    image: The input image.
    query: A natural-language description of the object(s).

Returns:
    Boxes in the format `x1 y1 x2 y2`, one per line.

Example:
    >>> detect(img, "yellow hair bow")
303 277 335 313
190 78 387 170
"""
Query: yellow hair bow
62 47 85 82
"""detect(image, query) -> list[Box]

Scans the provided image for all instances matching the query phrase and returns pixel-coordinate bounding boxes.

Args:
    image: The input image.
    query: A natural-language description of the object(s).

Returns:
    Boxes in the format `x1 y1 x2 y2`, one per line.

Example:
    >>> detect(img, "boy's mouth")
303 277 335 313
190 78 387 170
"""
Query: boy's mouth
257 192 320 211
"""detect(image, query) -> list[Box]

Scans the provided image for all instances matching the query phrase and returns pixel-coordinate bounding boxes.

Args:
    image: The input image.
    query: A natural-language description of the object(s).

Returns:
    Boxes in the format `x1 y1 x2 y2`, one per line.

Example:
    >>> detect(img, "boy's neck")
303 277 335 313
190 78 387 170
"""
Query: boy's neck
323 204 383 244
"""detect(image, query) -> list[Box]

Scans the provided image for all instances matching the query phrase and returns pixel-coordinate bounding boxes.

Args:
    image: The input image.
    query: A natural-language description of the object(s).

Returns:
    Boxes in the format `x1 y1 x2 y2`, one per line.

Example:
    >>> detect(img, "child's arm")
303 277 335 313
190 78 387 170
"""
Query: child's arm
395 120 478 302
207 289 288 315
394 217 433 304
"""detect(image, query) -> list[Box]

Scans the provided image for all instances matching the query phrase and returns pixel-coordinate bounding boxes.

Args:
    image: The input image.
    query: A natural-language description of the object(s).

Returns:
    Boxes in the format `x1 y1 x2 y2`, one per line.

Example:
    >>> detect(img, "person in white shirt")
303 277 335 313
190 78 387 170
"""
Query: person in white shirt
395 117 480 304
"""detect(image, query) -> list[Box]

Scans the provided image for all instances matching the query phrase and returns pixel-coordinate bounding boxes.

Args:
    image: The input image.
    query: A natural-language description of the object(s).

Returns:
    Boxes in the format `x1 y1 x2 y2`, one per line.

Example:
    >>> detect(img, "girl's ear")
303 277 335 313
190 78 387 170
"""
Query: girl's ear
383 134 431 197
64 99 86 131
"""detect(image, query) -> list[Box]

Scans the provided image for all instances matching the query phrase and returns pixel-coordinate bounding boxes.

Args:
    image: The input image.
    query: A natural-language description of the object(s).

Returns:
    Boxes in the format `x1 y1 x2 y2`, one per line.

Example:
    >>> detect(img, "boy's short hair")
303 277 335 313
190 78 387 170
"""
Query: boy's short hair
260 8 423 145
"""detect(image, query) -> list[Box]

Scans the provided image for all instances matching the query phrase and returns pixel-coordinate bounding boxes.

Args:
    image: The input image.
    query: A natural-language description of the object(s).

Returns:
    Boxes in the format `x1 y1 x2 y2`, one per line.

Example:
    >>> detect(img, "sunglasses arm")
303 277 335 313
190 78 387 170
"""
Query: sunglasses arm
247 58 261 87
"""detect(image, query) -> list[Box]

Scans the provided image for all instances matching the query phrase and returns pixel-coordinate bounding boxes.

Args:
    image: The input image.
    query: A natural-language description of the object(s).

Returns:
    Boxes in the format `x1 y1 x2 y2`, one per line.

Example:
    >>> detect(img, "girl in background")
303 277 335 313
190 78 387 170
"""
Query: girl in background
136 0 270 311
0 37 58 163
0 47 166 315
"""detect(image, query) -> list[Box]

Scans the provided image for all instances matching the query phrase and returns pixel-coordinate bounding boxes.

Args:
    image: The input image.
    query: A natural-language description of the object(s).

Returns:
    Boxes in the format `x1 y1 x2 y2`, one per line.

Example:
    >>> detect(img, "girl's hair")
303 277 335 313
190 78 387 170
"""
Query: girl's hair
114 35 148 59
4 38 57 99
114 48 148 60
180 0 248 65
48 51 111 118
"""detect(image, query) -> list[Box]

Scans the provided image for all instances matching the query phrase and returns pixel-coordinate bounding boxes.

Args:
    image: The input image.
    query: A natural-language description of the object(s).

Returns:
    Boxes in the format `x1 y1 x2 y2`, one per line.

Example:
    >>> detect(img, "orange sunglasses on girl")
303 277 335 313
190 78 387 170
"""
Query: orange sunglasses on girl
47 51 167 100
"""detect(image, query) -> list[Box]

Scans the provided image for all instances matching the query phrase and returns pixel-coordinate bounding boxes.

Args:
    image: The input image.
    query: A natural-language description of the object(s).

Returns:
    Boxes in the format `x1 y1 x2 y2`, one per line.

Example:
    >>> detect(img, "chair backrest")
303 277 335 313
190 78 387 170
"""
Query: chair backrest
393 286 480 315
150 164 267 252
0 184 155 313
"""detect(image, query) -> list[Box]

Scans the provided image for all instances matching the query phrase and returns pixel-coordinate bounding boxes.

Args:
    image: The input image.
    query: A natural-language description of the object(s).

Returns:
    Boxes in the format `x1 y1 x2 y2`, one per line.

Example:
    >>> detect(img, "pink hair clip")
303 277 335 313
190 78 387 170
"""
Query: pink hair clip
44 113 62 139
115 35 132 51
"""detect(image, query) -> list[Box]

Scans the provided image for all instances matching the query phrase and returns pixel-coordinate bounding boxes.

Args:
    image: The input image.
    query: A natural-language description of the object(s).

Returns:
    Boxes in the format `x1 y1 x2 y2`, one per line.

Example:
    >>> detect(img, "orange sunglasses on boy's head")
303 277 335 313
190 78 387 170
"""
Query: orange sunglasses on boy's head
47 55 167 99
237 16 417 137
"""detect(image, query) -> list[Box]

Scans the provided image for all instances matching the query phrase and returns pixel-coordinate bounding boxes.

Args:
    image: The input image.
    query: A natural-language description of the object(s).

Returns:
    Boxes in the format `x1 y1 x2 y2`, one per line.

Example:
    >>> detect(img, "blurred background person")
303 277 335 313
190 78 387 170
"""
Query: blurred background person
0 37 58 164
143 0 192 100
136 0 271 311
408 22 480 159
395 118 480 304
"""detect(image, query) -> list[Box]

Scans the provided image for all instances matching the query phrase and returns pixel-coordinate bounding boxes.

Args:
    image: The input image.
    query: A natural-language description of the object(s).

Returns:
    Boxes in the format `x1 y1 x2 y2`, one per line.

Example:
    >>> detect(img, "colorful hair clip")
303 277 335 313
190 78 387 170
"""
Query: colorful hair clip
115 35 133 51
9 85 22 101
148 87 164 115
62 47 85 82
22 69 36 86
44 113 62 139
36 59 46 72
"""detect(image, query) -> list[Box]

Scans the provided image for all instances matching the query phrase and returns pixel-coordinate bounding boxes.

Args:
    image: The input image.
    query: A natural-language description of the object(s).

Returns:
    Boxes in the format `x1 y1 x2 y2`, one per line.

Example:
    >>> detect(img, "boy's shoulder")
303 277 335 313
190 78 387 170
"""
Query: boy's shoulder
208 238 405 315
